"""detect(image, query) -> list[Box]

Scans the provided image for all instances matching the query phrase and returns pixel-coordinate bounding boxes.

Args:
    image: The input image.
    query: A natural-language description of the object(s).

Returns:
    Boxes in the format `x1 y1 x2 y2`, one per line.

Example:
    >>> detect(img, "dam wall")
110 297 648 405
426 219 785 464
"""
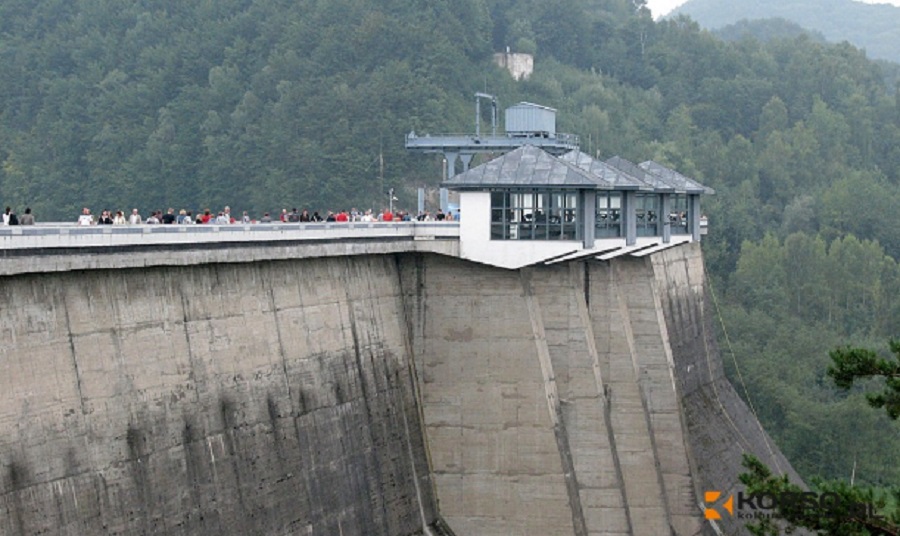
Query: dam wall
398 253 702 535
649 244 804 535
0 242 800 535
0 256 437 535
400 243 798 536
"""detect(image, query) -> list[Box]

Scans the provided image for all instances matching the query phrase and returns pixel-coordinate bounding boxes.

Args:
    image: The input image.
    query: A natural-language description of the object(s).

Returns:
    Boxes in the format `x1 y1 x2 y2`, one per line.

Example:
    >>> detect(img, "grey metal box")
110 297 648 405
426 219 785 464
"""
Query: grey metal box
505 102 557 138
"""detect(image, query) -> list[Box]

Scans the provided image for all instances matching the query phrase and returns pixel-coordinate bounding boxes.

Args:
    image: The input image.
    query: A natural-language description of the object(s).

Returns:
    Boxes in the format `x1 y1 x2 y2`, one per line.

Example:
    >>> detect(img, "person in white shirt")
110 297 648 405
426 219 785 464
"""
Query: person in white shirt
77 207 95 226
129 208 142 225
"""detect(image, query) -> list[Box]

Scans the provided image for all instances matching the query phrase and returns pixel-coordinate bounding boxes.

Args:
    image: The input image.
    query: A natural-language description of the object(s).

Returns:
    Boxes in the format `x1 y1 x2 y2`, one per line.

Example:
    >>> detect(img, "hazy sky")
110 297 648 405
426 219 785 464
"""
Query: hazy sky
645 0 900 19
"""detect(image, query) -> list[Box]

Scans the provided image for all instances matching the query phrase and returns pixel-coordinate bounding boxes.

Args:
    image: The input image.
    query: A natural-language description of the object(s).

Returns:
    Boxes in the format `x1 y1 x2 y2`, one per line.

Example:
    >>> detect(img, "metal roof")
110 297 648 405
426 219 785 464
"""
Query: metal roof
558 151 648 191
444 145 713 194
605 156 676 193
507 102 557 112
444 145 603 189
638 161 716 195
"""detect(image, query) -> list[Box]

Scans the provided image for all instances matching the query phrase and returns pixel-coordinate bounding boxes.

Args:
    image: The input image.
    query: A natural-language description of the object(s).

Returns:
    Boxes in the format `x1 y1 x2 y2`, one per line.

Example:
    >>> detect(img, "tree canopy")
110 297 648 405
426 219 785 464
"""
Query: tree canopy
829 341 900 421
672 0 900 64
735 340 900 535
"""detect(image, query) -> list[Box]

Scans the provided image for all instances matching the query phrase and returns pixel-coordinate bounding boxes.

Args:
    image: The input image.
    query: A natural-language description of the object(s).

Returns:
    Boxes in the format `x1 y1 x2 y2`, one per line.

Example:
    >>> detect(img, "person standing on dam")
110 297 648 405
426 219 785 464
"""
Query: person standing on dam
19 208 35 225
77 207 95 225
161 208 177 224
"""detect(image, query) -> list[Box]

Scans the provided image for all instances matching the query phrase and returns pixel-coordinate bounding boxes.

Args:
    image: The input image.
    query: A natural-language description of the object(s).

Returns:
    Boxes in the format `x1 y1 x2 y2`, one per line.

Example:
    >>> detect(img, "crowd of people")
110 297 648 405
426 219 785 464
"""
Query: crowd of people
73 206 457 225
1 205 459 226
2 203 459 225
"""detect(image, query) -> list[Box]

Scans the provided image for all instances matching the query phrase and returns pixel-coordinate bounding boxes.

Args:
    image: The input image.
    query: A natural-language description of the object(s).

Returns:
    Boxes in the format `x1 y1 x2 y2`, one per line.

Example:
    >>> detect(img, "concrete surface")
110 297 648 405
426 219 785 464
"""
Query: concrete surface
0 241 800 535
0 256 437 535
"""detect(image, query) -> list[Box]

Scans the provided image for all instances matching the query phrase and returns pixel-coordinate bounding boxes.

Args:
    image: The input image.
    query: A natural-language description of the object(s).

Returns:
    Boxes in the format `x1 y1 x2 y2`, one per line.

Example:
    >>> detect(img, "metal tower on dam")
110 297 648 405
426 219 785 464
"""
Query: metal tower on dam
405 95 580 178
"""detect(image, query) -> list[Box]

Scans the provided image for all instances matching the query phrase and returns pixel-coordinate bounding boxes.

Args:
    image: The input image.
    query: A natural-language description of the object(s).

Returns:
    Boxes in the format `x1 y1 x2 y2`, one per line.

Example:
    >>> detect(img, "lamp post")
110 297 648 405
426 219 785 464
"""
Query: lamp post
389 188 396 214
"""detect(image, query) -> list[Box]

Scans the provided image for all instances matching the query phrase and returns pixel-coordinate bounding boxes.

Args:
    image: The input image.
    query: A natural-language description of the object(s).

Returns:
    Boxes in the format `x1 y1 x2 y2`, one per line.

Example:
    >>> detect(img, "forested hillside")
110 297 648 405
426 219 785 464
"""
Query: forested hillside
672 0 900 64
2 0 899 490
714 18 828 45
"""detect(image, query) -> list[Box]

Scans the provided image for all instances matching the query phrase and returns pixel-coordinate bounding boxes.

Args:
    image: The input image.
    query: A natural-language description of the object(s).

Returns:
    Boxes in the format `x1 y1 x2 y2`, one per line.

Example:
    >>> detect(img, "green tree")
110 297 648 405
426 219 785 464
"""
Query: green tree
735 338 900 535
756 95 789 141
828 341 900 421
782 232 828 320
732 233 787 314
739 454 899 536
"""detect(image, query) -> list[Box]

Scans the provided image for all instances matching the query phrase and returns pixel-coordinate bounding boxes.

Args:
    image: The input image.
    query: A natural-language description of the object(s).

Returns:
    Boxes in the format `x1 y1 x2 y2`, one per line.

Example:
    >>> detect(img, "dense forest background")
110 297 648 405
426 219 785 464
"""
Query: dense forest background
2 0 899 491
672 0 900 64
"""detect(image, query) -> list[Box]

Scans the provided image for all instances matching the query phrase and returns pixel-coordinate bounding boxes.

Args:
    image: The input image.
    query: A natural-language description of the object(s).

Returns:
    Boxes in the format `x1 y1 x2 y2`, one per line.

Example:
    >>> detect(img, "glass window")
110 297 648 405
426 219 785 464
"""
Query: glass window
489 189 579 241
563 192 578 240
596 192 622 238
636 193 660 237
669 194 690 235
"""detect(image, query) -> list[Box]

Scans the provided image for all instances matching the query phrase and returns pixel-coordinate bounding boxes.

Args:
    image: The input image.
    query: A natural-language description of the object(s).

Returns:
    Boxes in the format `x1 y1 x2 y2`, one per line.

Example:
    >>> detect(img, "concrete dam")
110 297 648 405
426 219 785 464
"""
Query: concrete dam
0 226 800 535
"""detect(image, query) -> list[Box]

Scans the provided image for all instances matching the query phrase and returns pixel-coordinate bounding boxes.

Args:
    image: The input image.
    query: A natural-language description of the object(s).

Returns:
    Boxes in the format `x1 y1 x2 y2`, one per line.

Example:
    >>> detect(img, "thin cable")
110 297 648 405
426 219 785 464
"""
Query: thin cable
704 262 783 474
698 285 753 450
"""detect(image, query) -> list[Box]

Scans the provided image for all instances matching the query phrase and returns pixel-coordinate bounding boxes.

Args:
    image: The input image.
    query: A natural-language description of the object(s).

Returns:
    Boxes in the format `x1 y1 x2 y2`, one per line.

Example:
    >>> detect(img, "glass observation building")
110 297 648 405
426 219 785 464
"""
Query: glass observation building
443 145 713 269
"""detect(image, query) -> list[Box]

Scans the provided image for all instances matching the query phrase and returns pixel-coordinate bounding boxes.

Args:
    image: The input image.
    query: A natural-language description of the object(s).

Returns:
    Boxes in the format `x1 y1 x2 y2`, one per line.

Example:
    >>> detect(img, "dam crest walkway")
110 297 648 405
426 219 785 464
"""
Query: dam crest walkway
0 221 690 275
0 222 461 276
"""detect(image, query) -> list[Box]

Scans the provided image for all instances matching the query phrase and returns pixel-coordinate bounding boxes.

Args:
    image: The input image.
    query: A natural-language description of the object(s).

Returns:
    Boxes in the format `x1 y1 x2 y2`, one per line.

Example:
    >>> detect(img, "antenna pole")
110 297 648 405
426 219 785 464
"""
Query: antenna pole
379 143 384 207
492 97 497 136
475 92 496 138
475 95 481 137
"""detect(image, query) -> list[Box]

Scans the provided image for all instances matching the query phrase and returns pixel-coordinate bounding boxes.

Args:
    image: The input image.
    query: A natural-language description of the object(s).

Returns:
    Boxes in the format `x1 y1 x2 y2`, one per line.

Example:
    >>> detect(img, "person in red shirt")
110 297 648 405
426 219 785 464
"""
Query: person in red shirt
382 209 393 222
335 211 349 222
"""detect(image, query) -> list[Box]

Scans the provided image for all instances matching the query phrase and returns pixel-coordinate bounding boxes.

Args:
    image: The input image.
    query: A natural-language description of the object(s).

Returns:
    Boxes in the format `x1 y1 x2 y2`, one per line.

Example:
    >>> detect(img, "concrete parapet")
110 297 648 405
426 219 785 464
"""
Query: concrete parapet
0 223 459 276
0 222 460 250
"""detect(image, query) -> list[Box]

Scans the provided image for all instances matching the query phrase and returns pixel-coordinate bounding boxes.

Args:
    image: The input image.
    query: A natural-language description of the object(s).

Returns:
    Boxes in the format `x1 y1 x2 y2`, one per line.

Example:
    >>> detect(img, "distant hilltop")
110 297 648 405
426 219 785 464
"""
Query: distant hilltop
670 0 900 64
